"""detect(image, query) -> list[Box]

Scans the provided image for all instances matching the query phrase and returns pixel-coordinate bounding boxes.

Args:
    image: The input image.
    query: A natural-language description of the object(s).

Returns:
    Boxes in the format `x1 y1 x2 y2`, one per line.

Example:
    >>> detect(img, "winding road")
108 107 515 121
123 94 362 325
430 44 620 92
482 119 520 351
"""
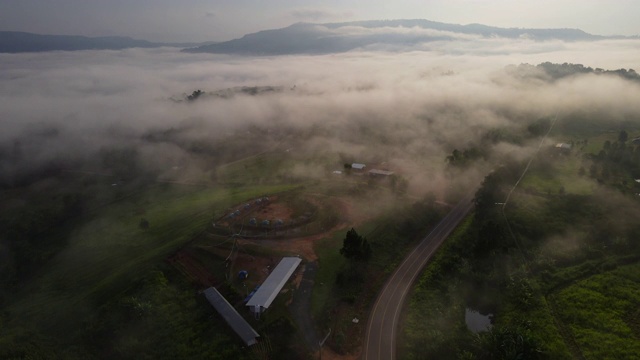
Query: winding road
362 192 476 360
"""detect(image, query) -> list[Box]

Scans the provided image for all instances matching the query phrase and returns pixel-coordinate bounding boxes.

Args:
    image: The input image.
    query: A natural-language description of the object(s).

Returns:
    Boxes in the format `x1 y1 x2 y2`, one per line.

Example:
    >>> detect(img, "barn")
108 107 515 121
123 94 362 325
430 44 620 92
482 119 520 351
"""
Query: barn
203 287 260 346
246 257 301 317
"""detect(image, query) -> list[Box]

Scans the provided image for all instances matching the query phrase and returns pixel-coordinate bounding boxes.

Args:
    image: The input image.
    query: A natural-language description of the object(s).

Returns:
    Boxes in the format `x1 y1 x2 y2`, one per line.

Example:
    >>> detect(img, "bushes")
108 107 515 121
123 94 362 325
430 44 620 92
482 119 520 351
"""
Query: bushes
552 264 640 358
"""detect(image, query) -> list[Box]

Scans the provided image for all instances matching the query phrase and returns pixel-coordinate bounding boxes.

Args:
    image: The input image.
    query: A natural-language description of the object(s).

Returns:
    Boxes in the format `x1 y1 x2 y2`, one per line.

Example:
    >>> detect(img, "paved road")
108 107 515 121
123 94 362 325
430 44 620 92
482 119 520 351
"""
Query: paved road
362 192 476 360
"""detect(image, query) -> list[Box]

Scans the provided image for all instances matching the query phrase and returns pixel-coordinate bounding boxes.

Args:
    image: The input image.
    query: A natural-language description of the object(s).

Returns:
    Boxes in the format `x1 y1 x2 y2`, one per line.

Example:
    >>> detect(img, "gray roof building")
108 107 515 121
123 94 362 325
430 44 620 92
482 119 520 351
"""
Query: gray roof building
368 169 394 176
246 257 301 315
203 287 260 346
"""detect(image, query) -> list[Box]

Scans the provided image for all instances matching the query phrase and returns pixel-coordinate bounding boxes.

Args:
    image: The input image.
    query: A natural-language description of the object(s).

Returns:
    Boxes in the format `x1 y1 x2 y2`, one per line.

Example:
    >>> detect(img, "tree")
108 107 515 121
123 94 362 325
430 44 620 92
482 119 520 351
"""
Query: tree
340 228 371 261
187 89 204 101
139 218 150 230
619 129 629 143
527 118 551 137
476 220 507 256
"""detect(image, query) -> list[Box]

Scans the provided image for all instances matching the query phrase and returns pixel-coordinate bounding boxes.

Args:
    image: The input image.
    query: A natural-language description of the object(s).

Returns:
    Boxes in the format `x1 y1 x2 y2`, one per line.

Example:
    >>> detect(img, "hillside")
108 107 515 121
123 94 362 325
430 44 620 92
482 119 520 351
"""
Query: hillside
183 19 612 55
0 31 213 53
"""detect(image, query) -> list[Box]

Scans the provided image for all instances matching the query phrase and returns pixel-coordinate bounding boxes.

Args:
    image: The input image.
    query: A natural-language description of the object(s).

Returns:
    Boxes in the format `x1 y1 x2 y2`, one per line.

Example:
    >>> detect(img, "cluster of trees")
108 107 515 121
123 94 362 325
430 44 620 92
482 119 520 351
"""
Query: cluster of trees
512 62 640 82
402 162 566 359
446 117 553 170
583 130 640 182
446 147 485 167
405 124 640 359
186 89 204 101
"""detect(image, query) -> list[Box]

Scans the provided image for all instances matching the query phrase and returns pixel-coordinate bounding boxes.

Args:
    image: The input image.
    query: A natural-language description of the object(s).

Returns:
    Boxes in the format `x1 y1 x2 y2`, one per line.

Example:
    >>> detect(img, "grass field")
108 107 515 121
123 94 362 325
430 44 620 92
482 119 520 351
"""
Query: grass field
216 151 297 185
551 263 640 360
310 230 348 317
520 152 597 196
5 182 299 338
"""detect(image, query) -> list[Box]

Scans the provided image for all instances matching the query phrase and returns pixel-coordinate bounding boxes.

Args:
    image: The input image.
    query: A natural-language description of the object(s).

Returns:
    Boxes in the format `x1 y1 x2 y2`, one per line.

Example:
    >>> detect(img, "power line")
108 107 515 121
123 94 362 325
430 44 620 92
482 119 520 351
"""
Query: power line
501 113 559 263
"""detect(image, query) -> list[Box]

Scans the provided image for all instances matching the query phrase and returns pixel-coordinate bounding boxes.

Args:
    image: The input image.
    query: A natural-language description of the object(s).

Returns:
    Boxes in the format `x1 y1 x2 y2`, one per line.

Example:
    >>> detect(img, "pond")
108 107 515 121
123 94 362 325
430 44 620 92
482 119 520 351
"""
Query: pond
465 308 492 333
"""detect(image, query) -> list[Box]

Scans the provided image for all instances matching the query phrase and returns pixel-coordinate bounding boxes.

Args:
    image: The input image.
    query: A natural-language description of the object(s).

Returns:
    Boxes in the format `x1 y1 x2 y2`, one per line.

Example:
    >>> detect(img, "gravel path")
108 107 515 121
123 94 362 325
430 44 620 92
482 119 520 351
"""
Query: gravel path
290 262 320 351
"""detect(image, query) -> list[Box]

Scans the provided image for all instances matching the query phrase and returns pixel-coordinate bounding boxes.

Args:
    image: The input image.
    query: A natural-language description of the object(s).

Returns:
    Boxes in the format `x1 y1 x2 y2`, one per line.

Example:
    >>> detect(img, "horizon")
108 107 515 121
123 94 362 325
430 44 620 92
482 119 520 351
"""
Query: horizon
1 0 639 42
0 17 634 44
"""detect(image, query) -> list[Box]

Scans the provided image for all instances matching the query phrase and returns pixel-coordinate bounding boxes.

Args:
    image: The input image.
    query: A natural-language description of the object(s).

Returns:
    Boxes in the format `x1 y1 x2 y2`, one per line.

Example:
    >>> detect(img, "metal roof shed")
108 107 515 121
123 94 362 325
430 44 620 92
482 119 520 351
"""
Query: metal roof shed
203 287 260 346
368 169 395 176
246 257 301 315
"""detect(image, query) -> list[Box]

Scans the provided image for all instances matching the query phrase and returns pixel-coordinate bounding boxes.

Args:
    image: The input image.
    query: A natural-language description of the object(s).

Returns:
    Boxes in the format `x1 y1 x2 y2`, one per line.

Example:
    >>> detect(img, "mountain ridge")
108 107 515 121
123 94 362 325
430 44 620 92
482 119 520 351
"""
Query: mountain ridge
184 19 637 55
0 31 215 53
2 19 637 55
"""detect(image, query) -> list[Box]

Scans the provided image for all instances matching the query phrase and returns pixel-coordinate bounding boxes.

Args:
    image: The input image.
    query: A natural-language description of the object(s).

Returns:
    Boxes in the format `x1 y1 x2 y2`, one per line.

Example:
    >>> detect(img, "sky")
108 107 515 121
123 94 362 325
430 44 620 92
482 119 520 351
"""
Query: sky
0 0 639 42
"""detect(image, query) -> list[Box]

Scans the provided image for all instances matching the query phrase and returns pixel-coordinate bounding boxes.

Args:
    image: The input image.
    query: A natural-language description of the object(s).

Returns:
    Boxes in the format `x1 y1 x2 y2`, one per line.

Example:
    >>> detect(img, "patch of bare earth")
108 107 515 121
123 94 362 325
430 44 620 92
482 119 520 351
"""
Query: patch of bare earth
230 252 276 285
238 196 359 261
257 201 293 220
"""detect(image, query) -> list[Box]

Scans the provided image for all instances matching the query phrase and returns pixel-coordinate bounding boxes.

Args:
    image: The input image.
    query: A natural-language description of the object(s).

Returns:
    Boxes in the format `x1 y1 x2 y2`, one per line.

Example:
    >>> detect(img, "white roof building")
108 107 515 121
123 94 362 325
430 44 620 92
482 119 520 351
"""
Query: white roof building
246 257 301 316
352 163 366 170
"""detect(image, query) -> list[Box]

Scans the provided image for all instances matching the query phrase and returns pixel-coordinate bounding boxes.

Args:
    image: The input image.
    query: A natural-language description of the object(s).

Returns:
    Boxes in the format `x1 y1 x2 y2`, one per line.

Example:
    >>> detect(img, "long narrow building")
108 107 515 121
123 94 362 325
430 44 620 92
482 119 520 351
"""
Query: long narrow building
246 257 301 316
203 287 260 346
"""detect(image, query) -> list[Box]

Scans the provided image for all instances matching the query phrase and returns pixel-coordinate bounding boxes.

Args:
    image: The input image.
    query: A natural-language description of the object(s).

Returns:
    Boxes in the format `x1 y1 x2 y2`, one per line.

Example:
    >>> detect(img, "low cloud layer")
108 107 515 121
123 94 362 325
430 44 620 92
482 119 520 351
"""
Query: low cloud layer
1 39 640 196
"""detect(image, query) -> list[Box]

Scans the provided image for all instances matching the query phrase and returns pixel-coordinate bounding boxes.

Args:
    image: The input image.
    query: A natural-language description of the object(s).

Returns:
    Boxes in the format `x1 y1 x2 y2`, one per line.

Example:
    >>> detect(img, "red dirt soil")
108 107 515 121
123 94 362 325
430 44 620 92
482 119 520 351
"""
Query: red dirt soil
257 201 294 220
237 196 357 261
231 251 276 285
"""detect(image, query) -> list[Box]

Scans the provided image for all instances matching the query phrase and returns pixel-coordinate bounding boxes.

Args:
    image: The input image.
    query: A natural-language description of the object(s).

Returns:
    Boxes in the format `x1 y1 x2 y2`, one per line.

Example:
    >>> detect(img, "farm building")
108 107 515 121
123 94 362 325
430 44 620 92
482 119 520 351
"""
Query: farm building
203 287 260 346
555 143 572 152
351 163 366 170
368 169 394 177
246 257 302 317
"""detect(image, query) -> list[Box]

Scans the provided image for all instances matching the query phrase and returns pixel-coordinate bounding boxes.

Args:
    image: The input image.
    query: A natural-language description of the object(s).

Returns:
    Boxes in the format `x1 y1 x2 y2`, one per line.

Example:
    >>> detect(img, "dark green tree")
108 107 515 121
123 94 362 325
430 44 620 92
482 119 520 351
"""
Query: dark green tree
527 118 551 137
476 220 507 256
139 218 150 230
619 130 629 143
340 228 371 261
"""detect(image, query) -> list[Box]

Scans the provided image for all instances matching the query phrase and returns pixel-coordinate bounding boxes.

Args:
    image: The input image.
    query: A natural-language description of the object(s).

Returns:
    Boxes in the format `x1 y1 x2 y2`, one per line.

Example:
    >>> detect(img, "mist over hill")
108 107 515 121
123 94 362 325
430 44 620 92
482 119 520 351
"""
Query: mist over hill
0 31 214 53
2 16 640 358
183 19 625 55
3 19 636 55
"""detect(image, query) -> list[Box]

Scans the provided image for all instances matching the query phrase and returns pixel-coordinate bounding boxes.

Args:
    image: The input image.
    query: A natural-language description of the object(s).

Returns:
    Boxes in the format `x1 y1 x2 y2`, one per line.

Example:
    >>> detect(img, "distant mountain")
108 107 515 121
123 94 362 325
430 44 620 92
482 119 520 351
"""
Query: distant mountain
0 31 215 53
184 19 630 55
